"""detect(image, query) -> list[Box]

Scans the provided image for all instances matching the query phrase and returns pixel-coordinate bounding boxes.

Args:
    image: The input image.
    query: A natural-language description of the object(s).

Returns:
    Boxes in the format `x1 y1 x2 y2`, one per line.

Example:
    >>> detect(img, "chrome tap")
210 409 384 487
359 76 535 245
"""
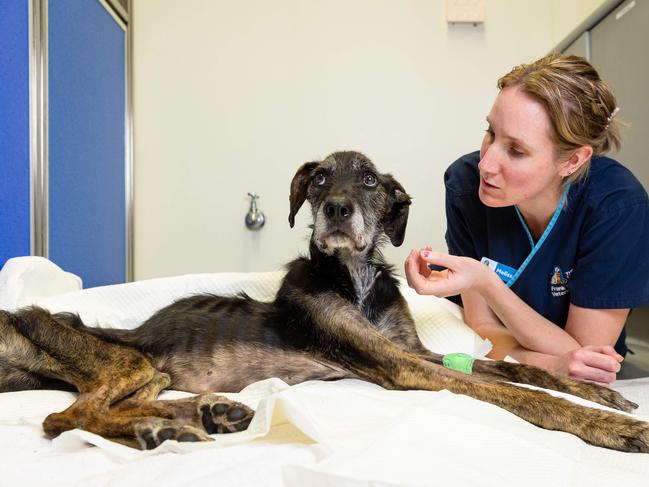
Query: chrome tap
245 193 265 230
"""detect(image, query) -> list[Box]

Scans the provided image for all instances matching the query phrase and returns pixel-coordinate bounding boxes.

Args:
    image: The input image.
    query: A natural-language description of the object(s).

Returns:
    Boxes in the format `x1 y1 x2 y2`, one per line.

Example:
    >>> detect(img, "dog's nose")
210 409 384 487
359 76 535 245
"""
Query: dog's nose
324 201 353 222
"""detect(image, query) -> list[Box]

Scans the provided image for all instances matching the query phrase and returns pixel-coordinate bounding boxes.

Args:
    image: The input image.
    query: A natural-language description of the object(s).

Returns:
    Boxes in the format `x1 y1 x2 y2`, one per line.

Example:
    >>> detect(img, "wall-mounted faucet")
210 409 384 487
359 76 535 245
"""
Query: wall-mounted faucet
245 193 265 230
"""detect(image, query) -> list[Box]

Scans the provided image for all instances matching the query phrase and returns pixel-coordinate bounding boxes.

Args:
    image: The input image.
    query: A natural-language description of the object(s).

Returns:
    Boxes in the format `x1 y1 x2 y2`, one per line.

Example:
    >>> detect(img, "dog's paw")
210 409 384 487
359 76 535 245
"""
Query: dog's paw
42 411 75 438
487 360 639 413
587 414 649 453
134 418 213 450
592 386 639 413
613 419 649 453
197 394 254 434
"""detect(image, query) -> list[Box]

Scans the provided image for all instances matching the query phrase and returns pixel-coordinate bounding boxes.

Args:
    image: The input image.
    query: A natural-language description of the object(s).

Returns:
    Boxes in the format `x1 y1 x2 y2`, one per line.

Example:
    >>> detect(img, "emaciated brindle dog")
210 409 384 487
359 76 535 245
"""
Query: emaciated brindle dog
1 151 648 452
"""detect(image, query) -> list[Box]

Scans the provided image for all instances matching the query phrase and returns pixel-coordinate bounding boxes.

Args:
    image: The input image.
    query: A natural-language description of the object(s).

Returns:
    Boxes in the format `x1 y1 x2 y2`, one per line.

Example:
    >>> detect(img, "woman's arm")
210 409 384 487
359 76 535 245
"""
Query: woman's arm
405 250 582 353
460 288 519 359
474 272 582 355
405 250 626 384
464 261 628 356
565 304 629 347
464 285 626 385
509 344 623 386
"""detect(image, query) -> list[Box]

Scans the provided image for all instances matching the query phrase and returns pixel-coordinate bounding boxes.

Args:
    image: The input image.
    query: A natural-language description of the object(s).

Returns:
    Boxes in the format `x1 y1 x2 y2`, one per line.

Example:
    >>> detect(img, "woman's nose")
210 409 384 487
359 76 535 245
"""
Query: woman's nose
478 146 498 174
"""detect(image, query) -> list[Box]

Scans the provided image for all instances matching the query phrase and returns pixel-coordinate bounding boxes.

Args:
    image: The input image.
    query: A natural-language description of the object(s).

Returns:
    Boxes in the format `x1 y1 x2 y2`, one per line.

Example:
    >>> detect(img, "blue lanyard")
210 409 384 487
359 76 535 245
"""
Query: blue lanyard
507 184 570 288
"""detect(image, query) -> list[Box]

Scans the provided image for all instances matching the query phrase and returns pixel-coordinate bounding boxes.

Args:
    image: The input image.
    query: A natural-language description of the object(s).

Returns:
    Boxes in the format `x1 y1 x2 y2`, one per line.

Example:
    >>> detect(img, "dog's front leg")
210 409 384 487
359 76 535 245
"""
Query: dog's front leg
408 329 637 413
290 290 486 388
293 292 649 453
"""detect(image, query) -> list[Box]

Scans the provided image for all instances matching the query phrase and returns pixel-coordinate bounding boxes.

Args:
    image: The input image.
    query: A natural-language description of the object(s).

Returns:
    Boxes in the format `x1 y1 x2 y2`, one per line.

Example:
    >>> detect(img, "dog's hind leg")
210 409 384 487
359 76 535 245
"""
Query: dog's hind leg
111 373 252 448
115 370 173 404
0 310 79 392
111 395 255 449
110 378 254 449
5 308 160 437
3 308 253 449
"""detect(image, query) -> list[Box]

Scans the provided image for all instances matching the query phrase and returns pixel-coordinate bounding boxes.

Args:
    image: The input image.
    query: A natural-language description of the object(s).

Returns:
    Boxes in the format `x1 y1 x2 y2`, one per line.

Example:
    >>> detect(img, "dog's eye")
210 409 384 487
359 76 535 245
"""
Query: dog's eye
363 173 377 187
314 173 326 186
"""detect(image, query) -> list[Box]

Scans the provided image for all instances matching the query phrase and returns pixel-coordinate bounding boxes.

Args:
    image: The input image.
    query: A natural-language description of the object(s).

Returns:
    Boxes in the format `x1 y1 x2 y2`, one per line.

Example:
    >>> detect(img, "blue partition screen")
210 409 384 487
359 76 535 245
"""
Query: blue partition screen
48 0 126 287
0 0 31 268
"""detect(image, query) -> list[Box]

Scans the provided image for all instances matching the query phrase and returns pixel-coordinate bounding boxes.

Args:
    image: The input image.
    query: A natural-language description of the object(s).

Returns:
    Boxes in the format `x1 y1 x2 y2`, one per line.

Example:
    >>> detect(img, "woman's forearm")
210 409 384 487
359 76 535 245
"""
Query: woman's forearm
471 322 520 360
410 251 623 385
409 251 583 356
470 322 559 371
475 273 581 355
507 346 558 371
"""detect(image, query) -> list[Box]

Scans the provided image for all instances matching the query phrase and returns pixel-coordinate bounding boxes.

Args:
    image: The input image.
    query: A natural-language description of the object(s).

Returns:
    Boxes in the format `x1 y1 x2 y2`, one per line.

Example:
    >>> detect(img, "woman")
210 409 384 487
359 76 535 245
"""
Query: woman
405 54 649 387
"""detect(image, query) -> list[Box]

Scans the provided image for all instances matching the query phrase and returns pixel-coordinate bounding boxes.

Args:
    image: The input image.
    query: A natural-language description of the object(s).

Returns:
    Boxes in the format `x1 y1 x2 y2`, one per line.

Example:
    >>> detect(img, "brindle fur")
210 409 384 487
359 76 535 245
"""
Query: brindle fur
0 151 647 452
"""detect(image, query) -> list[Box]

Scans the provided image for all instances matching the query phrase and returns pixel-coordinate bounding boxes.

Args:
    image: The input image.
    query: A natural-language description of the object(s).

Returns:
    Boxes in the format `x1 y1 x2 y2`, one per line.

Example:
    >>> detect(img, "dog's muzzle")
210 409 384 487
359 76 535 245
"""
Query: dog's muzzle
315 211 366 254
323 200 353 224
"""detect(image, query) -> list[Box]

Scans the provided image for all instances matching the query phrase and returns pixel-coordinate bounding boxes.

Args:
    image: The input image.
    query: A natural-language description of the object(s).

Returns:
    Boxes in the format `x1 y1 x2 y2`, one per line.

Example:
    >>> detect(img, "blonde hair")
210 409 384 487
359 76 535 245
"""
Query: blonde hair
498 53 622 184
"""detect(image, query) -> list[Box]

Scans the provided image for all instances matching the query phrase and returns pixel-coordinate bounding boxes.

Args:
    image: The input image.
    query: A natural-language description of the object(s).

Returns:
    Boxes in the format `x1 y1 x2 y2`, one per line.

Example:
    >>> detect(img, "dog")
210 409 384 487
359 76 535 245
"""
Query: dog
0 151 648 452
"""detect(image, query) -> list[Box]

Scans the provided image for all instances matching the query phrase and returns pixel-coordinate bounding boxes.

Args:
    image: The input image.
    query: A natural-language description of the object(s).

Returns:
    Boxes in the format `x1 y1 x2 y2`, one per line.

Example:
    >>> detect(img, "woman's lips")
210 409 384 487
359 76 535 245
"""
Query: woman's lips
481 177 499 189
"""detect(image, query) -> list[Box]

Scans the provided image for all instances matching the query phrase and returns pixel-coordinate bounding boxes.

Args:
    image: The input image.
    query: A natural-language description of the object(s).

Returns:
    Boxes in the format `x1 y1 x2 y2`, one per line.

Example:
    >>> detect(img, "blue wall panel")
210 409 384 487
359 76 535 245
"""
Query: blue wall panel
48 0 126 287
0 0 31 268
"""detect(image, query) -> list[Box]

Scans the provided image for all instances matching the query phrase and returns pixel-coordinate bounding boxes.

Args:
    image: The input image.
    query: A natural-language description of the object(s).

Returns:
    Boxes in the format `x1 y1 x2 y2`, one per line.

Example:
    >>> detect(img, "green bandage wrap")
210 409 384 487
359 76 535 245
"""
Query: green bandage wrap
442 353 474 375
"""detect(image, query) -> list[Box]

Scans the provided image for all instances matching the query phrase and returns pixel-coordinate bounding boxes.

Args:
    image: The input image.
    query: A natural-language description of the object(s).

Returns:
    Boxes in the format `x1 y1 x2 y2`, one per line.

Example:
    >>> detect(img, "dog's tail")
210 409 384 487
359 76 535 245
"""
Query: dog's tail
48 310 140 347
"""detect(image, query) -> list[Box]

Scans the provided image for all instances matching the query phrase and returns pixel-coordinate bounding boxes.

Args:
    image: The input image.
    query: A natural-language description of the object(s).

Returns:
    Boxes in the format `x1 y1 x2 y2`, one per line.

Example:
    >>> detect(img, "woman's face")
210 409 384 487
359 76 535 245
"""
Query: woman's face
478 86 565 209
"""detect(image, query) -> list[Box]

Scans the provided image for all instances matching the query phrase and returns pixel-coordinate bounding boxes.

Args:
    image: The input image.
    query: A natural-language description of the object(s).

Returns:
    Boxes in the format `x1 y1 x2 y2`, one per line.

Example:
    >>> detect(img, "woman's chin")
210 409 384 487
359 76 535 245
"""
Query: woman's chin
478 186 509 208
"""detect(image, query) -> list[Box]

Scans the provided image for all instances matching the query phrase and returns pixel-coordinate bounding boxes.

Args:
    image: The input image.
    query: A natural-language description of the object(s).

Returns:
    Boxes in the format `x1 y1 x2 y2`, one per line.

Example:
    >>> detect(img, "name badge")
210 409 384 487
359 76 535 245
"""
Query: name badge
481 257 517 283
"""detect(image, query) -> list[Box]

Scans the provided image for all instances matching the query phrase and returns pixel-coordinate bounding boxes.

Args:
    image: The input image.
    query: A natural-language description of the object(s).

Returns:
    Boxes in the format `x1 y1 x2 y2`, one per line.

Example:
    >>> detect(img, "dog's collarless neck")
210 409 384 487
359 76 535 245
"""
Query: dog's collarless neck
308 242 385 310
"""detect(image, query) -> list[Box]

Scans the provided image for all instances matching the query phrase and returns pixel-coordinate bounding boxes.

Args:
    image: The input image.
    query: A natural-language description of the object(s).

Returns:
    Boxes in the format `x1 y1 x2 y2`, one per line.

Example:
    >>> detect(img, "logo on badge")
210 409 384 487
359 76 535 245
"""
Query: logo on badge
550 266 572 297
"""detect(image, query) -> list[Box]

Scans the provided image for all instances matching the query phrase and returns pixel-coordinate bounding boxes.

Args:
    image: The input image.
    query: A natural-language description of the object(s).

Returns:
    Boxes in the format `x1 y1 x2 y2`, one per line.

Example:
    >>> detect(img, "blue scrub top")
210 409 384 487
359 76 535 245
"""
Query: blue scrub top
445 151 649 356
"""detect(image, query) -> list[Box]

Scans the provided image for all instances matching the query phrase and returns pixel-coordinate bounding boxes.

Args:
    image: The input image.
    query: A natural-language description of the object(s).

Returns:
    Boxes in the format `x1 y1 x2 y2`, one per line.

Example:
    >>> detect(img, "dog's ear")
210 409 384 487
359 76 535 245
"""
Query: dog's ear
288 161 319 228
382 175 412 247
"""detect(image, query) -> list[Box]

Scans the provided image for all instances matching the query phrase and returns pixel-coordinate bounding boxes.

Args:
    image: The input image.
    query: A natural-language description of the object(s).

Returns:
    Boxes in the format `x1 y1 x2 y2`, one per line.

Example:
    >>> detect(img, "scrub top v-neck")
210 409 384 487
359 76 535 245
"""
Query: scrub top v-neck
444 151 649 356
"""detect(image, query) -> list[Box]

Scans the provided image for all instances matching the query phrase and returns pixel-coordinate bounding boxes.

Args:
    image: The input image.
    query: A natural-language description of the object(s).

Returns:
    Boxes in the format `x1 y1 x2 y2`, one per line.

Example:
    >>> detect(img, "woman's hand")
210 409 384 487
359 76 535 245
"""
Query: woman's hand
404 249 494 297
550 345 623 387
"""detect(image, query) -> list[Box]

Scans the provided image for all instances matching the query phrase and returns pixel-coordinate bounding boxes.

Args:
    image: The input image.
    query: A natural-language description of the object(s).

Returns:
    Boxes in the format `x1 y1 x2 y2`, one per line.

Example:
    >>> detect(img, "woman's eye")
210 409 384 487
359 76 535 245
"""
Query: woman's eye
314 173 326 186
484 127 495 140
363 173 377 187
509 147 524 157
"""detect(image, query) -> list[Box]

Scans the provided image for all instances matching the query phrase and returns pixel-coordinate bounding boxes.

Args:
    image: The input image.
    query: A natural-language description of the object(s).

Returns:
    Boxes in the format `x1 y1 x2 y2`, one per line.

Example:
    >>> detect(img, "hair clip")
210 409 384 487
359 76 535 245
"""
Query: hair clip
605 107 620 129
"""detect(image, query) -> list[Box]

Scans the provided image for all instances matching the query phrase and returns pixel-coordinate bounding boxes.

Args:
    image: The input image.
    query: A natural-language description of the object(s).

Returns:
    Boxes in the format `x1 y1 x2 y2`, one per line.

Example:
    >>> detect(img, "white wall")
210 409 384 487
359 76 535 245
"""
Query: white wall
132 0 606 280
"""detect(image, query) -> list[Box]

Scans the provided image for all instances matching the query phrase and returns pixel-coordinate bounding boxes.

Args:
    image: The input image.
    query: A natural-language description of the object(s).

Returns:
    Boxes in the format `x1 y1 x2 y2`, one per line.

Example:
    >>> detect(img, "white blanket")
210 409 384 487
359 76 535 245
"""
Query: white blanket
0 257 648 486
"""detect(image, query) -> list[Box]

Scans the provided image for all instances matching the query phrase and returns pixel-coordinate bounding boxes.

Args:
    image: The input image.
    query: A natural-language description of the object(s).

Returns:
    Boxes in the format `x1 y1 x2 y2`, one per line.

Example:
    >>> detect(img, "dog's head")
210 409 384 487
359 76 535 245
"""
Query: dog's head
288 151 411 257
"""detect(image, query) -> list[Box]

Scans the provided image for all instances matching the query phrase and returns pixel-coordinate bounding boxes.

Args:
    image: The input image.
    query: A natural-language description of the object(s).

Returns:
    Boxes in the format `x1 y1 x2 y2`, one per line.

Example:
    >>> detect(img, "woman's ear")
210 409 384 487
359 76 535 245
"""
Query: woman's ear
561 145 593 177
